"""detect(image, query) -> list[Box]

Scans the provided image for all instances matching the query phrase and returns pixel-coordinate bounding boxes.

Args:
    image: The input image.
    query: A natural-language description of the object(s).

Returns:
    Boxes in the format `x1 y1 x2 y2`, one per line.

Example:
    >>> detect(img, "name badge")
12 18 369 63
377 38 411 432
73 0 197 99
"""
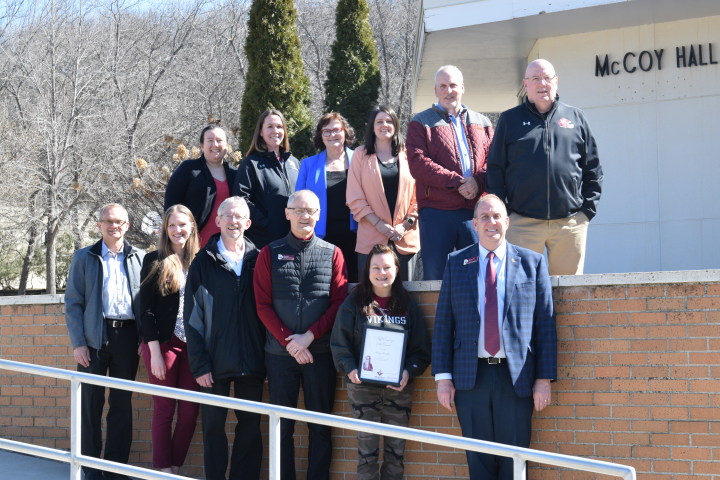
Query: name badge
278 254 294 261
463 256 478 265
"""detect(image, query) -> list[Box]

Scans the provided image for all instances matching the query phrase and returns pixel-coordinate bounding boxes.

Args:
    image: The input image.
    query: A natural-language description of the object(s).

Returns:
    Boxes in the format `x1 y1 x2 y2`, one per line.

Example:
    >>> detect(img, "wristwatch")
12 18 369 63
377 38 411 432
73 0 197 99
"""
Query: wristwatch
404 217 415 226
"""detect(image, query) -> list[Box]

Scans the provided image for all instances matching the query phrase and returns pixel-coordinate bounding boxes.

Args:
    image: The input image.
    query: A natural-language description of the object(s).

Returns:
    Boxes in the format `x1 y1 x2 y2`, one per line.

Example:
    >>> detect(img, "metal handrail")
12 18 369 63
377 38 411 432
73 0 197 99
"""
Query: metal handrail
0 358 636 480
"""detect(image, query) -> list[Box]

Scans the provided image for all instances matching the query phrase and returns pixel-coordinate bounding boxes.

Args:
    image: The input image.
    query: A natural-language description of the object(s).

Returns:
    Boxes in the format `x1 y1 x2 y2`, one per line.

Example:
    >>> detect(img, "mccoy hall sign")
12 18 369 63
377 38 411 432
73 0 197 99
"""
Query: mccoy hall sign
595 43 718 77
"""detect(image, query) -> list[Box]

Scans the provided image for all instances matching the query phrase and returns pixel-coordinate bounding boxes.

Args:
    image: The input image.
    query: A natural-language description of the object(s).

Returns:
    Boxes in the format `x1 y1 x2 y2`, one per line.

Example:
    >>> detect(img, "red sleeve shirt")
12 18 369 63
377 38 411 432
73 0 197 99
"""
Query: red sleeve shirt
254 244 349 346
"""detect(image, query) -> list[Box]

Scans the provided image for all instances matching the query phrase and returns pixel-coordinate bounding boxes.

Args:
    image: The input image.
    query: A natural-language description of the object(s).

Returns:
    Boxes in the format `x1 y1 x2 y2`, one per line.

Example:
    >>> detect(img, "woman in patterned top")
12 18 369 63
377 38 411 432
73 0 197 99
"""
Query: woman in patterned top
140 204 200 475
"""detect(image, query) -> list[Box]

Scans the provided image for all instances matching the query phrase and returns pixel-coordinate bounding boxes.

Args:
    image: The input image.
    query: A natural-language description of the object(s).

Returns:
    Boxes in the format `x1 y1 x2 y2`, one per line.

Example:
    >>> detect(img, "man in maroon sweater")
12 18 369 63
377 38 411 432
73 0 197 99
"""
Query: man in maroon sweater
254 189 348 480
407 65 494 280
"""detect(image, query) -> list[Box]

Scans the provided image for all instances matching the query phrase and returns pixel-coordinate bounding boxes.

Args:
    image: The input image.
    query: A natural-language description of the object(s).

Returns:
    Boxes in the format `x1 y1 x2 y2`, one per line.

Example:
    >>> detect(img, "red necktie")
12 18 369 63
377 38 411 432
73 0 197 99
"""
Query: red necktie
484 252 500 356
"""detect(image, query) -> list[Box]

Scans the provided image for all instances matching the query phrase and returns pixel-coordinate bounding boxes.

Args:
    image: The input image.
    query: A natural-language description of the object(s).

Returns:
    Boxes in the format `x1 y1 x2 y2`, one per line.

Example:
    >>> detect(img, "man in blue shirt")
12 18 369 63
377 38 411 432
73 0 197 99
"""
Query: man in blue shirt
65 203 145 480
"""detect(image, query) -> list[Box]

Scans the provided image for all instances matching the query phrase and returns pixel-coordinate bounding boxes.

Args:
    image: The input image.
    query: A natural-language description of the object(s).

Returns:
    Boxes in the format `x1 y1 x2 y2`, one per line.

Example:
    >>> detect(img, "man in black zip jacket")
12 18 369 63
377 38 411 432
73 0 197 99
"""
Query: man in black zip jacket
486 59 603 275
184 196 266 480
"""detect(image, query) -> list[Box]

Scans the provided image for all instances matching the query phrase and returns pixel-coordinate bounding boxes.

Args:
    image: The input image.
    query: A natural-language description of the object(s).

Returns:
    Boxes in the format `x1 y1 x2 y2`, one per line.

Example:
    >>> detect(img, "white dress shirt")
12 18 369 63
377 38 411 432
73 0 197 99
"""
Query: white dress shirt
477 241 507 359
435 241 508 381
218 237 244 276
101 242 134 319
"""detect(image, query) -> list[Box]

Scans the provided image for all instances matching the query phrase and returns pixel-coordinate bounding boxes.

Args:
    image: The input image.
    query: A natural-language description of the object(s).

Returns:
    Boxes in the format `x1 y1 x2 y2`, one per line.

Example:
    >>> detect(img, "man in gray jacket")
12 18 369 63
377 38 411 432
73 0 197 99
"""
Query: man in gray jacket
65 203 144 480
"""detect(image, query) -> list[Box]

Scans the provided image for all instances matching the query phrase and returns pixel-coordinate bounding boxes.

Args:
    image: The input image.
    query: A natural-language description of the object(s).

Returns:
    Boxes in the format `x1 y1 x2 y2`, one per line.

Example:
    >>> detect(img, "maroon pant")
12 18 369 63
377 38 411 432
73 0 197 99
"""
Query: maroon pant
141 336 200 468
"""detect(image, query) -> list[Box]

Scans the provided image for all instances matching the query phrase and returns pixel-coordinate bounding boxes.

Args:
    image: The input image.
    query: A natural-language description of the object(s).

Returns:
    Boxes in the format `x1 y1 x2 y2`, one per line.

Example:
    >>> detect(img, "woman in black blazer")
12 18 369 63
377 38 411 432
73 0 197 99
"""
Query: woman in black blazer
140 204 201 474
164 123 237 246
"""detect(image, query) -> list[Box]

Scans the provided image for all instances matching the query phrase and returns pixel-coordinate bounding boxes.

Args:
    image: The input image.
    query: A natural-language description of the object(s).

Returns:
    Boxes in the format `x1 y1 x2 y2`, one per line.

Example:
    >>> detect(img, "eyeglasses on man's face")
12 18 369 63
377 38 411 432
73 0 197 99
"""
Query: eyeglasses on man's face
101 220 127 227
321 128 343 137
524 75 556 85
220 214 247 222
288 208 319 216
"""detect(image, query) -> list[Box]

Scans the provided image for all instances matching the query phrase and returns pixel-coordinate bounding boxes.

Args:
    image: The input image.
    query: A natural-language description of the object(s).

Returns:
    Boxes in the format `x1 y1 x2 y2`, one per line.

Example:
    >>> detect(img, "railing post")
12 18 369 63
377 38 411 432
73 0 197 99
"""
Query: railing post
513 455 526 480
268 413 281 480
70 377 82 480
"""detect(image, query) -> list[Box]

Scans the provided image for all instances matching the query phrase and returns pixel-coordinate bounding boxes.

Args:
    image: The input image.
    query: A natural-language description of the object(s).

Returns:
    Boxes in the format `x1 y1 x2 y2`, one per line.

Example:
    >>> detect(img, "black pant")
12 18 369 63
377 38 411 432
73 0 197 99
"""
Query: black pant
78 324 140 480
266 351 337 480
454 361 534 480
201 375 264 480
324 230 358 283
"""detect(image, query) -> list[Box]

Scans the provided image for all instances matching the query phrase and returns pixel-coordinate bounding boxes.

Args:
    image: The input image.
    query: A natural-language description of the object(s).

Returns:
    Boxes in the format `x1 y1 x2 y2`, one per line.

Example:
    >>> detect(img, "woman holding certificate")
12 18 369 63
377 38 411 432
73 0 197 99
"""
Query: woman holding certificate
331 244 430 480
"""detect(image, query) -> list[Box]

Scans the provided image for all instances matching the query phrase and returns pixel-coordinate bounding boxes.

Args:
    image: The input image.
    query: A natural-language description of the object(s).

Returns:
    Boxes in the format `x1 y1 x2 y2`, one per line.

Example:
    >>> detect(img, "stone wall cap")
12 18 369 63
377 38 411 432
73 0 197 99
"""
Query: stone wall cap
2 270 719 305
552 269 720 287
0 294 65 306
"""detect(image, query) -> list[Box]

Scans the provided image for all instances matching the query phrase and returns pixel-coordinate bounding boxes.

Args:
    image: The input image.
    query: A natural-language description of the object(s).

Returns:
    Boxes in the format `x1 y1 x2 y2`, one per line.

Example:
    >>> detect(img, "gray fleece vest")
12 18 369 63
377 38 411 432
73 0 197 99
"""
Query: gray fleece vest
267 233 334 355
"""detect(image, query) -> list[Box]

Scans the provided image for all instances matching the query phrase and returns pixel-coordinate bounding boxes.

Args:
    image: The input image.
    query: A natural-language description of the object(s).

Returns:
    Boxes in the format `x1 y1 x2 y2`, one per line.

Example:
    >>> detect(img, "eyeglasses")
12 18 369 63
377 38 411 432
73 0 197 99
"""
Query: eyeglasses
220 214 247 222
524 75 556 85
101 220 127 227
288 208 319 216
321 128 343 137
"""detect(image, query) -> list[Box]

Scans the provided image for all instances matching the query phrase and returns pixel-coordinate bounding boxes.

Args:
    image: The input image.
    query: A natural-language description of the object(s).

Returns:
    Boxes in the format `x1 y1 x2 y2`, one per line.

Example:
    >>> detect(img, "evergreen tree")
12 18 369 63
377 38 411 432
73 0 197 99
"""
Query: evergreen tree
240 0 314 157
324 0 381 138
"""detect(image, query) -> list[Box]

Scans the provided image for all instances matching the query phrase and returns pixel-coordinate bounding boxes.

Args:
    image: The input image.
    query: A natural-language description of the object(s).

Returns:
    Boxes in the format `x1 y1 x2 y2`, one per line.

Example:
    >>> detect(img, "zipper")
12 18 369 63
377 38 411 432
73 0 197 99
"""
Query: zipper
279 155 291 195
545 118 550 219
235 270 243 374
299 250 304 332
527 102 552 219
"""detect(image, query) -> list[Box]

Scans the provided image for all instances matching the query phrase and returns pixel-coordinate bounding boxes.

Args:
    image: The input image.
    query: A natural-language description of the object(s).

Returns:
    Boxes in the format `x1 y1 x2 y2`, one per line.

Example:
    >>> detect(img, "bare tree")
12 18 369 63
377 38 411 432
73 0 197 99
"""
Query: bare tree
0 0 425 291
295 0 337 121
368 0 420 125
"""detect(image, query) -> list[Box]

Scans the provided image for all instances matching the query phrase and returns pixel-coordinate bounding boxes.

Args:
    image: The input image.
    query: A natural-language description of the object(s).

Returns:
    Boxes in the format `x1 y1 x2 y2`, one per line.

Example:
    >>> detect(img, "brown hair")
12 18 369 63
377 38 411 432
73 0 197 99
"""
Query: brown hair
351 244 411 316
246 109 291 156
312 112 356 152
363 105 405 157
143 205 200 296
200 123 229 145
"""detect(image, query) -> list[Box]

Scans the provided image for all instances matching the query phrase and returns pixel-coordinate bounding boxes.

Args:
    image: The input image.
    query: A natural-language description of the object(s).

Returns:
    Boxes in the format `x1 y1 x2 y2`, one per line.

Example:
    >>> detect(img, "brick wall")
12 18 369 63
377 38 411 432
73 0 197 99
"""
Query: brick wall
1 275 719 480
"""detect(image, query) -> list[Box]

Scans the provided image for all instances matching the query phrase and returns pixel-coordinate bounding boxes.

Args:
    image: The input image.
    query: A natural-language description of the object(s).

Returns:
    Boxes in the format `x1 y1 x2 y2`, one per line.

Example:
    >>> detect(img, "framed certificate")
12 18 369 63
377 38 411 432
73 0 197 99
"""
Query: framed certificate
358 326 408 386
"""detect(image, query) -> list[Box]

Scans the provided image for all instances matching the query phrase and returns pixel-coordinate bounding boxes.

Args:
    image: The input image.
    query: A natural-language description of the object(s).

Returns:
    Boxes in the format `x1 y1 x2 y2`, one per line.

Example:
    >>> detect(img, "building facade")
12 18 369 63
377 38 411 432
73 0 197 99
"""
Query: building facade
412 0 720 274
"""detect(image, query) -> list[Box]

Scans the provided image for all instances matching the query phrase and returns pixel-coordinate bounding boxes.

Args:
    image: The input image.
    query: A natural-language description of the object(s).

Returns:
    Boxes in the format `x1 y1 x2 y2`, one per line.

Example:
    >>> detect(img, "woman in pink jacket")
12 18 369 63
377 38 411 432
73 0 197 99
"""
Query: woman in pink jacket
347 106 420 280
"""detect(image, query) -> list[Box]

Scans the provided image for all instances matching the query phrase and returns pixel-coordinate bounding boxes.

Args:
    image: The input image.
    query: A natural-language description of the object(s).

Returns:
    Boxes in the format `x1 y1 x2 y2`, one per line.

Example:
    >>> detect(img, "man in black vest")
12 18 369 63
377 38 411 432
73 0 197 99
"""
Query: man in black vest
254 189 349 480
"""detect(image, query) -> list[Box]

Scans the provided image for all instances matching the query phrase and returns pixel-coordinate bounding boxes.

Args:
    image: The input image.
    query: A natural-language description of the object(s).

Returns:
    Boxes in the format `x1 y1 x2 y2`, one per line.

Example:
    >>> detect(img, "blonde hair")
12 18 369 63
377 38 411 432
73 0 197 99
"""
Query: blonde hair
145 205 200 296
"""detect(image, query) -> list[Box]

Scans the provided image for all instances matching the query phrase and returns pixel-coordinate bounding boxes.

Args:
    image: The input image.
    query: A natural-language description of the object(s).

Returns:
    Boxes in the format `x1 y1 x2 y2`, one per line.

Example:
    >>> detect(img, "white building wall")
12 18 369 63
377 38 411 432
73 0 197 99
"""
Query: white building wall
529 16 720 274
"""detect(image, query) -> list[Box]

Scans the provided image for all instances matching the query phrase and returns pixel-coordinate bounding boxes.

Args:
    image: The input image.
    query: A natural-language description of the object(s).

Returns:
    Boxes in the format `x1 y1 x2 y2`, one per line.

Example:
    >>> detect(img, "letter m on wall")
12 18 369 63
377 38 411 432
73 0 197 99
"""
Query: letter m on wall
596 55 610 77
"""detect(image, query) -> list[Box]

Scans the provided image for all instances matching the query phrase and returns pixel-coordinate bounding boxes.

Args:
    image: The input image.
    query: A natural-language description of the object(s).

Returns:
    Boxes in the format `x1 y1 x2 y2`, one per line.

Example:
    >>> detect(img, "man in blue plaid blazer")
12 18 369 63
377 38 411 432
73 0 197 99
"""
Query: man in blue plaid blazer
432 194 557 480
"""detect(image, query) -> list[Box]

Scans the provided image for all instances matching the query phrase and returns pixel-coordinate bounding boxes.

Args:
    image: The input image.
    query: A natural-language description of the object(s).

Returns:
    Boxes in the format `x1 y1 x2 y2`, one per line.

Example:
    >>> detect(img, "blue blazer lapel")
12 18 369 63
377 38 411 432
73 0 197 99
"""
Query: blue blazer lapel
468 244 480 309
503 243 521 320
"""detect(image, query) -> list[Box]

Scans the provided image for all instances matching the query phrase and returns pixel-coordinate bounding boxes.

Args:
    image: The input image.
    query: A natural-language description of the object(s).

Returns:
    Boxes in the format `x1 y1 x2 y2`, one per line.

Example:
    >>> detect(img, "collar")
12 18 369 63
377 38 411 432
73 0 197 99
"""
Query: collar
478 241 507 262
526 95 560 116
217 236 244 259
287 231 317 251
433 102 467 119
101 240 124 258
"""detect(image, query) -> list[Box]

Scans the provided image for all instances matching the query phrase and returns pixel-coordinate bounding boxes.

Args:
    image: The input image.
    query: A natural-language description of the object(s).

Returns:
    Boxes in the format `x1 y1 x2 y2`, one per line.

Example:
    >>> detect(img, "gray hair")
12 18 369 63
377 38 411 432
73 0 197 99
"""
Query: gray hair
435 65 464 86
287 189 320 208
217 196 250 218
98 203 128 222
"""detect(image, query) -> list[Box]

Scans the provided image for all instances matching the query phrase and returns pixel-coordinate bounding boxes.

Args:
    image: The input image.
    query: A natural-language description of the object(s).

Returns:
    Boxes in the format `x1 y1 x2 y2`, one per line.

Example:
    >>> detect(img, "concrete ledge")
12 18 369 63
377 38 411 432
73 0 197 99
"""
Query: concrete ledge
2 270 719 304
552 269 720 287
0 294 65 306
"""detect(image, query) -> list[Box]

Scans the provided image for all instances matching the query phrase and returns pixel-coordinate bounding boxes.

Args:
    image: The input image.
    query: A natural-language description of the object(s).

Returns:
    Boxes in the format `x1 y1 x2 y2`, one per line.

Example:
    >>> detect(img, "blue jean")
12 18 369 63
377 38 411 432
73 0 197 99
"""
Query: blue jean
418 207 478 280
266 351 337 480
454 361 534 480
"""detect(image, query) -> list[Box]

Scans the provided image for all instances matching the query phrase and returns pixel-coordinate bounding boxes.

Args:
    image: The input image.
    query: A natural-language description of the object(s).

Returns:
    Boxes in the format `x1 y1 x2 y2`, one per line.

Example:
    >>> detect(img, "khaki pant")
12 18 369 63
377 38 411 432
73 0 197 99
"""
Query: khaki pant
506 212 589 275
